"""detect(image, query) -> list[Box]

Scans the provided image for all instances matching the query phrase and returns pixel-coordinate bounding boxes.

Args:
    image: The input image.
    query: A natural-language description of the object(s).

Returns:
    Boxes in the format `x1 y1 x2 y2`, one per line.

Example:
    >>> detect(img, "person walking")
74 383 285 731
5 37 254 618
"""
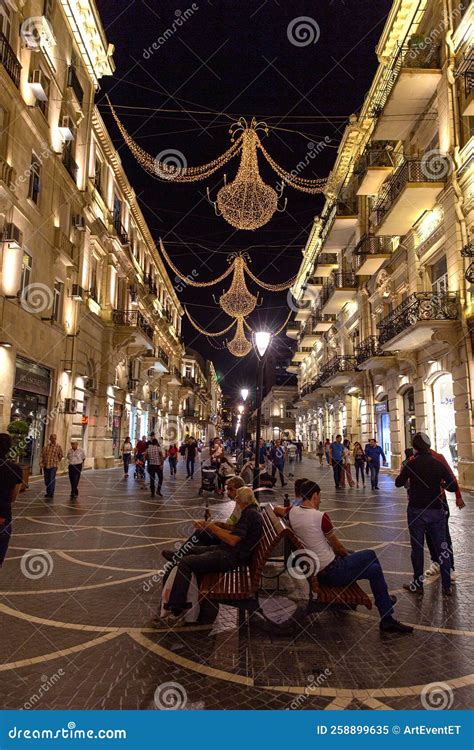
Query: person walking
396 433 458 596
145 439 164 497
185 437 197 479
270 439 286 487
40 434 63 500
329 435 344 489
0 433 23 569
287 441 297 478
353 442 366 488
324 438 331 466
134 436 147 481
66 441 85 500
296 439 303 462
316 441 324 466
121 436 133 477
217 455 235 493
365 438 386 490
341 439 355 488
167 444 178 477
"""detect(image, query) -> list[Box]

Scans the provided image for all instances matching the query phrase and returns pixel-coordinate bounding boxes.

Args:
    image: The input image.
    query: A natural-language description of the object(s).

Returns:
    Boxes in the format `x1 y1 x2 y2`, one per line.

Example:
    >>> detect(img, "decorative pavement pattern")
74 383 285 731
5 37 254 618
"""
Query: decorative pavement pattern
0 455 472 711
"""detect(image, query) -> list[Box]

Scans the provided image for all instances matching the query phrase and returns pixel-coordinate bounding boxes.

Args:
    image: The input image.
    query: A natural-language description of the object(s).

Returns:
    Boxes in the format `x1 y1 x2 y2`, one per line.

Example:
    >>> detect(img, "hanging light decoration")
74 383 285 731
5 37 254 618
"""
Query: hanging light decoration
109 101 327 230
218 255 257 317
227 317 253 358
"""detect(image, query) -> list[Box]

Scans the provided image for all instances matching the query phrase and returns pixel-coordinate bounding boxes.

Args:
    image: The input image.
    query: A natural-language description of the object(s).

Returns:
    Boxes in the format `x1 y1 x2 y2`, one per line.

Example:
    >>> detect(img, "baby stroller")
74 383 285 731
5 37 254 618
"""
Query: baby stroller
134 456 146 481
198 463 217 496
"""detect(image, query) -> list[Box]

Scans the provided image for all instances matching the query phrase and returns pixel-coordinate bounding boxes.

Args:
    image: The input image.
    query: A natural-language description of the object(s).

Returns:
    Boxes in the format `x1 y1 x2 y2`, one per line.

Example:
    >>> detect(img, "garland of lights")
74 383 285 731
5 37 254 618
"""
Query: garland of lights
184 308 236 337
109 103 326 229
243 308 292 336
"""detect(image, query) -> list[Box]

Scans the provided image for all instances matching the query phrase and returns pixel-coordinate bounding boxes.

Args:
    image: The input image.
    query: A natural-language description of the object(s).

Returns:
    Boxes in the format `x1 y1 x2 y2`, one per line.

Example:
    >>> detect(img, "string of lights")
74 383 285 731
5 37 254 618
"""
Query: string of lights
184 307 237 337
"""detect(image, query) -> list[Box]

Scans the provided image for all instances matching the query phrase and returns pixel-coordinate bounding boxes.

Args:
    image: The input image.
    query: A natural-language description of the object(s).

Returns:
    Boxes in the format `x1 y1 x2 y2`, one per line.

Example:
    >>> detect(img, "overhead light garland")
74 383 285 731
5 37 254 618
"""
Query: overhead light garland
109 101 327 230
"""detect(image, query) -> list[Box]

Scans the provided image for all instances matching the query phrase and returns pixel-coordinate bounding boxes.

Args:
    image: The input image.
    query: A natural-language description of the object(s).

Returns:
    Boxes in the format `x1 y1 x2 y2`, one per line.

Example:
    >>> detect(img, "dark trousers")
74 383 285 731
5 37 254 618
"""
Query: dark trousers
0 519 12 565
319 550 394 620
168 457 177 475
369 462 380 488
332 460 343 488
426 499 454 569
407 507 450 589
271 463 285 486
148 465 163 495
186 458 195 477
43 467 57 497
168 544 238 612
354 459 366 484
123 453 131 475
68 464 82 496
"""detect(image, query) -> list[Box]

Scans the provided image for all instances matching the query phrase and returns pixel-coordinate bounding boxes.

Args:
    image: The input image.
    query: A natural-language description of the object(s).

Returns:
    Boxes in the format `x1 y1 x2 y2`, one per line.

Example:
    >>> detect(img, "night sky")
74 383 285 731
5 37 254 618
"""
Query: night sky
95 0 392 399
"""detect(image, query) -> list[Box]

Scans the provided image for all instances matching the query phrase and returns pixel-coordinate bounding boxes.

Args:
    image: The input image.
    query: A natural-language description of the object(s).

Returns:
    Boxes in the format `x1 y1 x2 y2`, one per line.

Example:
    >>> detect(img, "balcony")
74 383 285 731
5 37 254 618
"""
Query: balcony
312 311 337 332
324 200 358 251
320 355 358 386
294 305 312 322
0 155 15 196
182 408 199 419
299 317 322 347
313 252 339 277
461 69 474 117
112 309 155 347
62 149 78 183
285 321 300 339
371 43 441 141
54 227 75 262
320 272 358 315
372 159 447 237
354 235 392 275
0 32 21 88
286 364 299 374
67 65 84 107
378 292 459 351
355 335 396 370
301 276 325 300
113 217 129 245
292 348 313 363
141 347 170 374
355 146 395 196
461 239 474 284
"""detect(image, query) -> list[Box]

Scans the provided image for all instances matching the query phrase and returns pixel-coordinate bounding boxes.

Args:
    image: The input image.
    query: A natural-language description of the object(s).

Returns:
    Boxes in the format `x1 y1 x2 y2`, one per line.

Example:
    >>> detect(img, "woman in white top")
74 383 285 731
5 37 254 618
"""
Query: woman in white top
121 436 133 477
340 439 355 488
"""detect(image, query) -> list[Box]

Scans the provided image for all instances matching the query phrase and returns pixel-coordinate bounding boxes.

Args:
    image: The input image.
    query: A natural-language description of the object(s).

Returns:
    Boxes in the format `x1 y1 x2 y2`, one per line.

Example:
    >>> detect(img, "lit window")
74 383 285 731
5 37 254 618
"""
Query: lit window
52 280 63 321
28 155 41 204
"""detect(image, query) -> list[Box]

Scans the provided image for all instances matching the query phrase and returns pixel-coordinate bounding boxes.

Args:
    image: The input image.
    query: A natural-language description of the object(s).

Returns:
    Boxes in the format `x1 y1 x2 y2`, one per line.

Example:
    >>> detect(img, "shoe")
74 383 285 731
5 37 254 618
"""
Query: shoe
157 491 163 497
451 571 457 583
150 492 155 497
356 482 359 488
403 582 424 595
442 587 452 597
389 594 397 605
374 486 379 490
380 617 413 634
162 550 176 562
425 561 440 577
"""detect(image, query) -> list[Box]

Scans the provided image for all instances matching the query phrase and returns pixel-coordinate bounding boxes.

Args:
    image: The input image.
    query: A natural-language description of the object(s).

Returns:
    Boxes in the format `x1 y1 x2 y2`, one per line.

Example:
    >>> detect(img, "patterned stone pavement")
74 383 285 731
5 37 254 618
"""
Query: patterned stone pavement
0 455 472 711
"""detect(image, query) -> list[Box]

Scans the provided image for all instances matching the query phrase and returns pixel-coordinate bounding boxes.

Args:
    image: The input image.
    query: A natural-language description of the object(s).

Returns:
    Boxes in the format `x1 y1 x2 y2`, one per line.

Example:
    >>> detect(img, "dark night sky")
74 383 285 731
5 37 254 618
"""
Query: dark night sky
95 0 392 399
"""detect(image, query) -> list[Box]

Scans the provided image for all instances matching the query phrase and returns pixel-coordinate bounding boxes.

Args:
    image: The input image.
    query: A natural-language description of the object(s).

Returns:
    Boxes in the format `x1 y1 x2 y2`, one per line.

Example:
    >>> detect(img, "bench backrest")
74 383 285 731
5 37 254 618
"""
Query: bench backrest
278 513 322 595
249 506 288 588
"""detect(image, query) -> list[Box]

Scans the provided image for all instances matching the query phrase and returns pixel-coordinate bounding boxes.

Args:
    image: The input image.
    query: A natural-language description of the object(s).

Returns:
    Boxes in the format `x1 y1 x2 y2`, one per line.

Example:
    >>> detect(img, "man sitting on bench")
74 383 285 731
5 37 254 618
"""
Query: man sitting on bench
288 480 413 634
160 487 263 620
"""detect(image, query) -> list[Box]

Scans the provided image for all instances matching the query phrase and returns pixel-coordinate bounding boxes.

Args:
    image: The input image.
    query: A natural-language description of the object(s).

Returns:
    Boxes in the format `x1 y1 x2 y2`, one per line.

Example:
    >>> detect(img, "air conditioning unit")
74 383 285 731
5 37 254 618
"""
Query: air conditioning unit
2 222 23 249
70 284 84 301
72 215 85 231
84 377 98 392
29 69 49 101
64 398 77 414
58 115 75 142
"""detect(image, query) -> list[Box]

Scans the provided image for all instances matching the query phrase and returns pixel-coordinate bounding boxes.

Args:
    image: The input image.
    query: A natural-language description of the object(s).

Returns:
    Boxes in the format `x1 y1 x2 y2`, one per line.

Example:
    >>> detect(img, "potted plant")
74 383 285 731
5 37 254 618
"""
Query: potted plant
7 419 31 490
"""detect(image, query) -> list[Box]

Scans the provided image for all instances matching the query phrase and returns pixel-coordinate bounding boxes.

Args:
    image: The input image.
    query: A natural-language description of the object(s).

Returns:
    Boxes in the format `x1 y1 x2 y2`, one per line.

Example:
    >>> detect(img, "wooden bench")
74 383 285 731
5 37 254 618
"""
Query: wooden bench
198 505 372 628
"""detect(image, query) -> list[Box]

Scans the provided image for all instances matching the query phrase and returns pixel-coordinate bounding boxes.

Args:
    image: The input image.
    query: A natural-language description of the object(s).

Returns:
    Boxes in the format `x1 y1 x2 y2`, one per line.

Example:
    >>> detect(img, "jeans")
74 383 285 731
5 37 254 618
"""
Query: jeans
407 506 450 589
148 465 163 495
325 451 331 465
319 550 394 620
168 457 177 475
168 544 238 611
332 460 343 487
288 457 295 476
0 519 12 565
43 467 57 497
354 459 365 484
426 499 454 570
68 464 82 496
186 458 195 477
368 462 380 488
271 463 285 486
123 453 131 475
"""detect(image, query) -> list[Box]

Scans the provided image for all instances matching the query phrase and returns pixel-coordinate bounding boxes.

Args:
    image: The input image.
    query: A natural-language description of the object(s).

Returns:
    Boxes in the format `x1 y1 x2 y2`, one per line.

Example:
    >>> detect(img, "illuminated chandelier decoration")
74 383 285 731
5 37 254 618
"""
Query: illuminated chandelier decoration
108 100 327 230
227 316 253 358
218 255 257 317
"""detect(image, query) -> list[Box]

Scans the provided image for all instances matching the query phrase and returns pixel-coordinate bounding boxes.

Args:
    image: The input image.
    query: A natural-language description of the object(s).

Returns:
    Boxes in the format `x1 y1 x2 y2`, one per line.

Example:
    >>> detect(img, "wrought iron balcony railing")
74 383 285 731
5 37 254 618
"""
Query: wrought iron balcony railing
355 335 387 364
378 292 458 346
355 145 396 175
156 347 169 367
0 32 21 88
461 240 474 283
312 310 337 326
315 252 338 265
320 355 358 383
372 158 448 229
112 309 154 342
464 69 474 98
353 235 392 270
320 272 358 308
113 217 129 245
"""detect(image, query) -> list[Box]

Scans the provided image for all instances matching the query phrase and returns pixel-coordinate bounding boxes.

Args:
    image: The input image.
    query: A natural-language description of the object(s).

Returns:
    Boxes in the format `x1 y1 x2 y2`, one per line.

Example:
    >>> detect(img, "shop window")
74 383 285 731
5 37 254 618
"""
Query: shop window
430 255 448 294
20 251 32 297
432 373 457 468
52 280 63 321
403 387 416 451
28 154 41 204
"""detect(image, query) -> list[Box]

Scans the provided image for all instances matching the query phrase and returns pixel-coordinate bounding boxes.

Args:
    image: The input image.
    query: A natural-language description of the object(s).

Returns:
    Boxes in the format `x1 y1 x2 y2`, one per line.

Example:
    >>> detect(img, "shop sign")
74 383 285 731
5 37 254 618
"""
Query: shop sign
15 357 51 397
375 401 388 414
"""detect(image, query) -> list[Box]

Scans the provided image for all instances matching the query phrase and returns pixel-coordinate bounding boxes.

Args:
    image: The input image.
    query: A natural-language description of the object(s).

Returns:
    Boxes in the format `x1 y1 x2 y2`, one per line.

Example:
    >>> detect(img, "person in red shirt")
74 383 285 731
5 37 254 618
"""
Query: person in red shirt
414 433 465 581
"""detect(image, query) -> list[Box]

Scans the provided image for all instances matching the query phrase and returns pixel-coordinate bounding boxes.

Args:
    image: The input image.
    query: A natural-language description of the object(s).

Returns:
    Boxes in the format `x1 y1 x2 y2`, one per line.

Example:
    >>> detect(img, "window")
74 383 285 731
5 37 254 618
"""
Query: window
52 280 63 321
20 251 32 296
185 365 192 379
431 255 448 294
94 155 103 194
36 73 50 117
0 1 12 41
89 256 99 303
113 195 121 223
28 154 41 204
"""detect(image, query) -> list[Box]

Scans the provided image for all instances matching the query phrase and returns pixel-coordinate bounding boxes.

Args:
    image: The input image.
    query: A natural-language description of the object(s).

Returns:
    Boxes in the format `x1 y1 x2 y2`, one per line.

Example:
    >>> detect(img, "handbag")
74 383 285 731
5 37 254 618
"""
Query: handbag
160 565 200 623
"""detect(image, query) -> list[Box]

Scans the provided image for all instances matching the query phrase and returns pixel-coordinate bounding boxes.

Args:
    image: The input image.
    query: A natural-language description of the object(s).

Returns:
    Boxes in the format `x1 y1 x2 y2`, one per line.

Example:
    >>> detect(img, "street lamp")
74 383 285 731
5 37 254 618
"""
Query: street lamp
241 387 249 402
239 388 249 453
252 329 271 490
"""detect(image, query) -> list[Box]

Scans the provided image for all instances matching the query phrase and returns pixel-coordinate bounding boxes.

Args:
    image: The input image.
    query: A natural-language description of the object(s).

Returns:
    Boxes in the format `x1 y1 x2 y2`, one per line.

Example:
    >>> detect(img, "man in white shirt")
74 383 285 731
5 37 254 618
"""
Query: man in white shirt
66 441 86 500
288 480 413 634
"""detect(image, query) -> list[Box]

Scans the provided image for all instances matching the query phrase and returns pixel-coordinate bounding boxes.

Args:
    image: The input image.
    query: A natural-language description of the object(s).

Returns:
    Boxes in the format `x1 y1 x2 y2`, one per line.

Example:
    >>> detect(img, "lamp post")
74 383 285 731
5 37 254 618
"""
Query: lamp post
252 330 271 490
240 387 249 455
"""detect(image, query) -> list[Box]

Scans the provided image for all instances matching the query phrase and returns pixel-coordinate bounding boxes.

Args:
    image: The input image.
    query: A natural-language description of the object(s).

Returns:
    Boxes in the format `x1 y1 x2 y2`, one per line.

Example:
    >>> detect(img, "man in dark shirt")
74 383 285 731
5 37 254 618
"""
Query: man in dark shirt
185 437 197 478
329 434 344 489
395 433 458 596
160 488 263 619
0 434 23 567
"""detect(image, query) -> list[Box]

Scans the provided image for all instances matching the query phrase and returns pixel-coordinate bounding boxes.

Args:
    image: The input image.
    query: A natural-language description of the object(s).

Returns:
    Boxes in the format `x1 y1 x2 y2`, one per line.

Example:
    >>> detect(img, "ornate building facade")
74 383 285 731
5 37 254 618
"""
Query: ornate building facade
289 0 474 488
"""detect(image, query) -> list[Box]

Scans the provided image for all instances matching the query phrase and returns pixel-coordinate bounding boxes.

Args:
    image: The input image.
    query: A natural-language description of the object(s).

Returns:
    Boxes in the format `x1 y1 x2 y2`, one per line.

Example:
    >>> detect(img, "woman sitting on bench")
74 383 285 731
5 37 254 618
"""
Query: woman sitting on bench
287 480 413 635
